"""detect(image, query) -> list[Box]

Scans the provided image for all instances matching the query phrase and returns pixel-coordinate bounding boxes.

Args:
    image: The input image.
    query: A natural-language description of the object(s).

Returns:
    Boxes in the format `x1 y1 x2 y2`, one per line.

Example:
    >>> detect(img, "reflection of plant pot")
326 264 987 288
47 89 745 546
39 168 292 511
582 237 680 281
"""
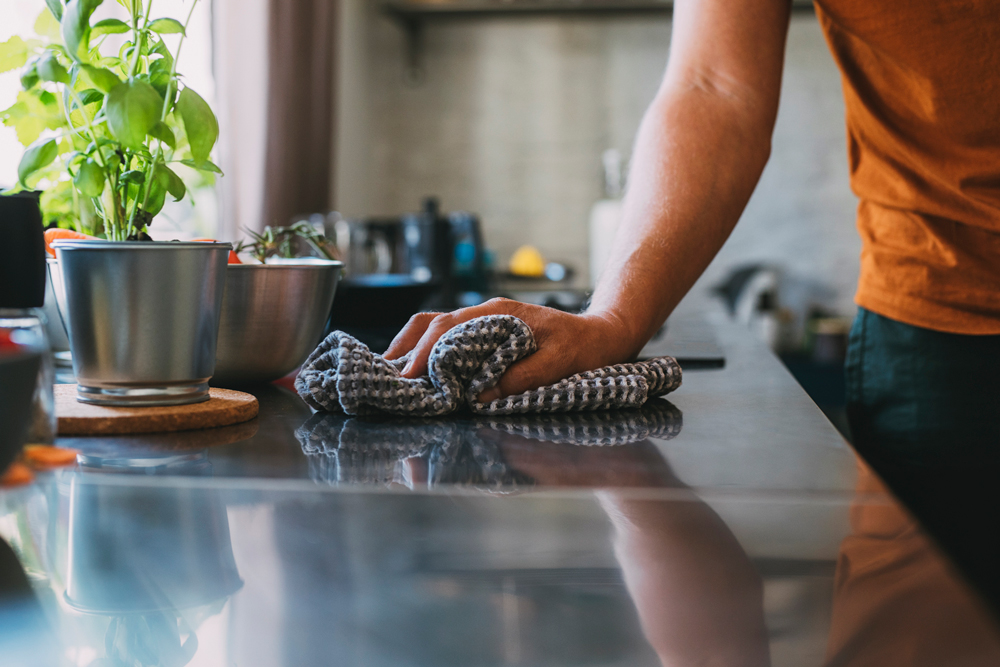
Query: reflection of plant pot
212 259 342 386
50 241 230 406
65 476 242 614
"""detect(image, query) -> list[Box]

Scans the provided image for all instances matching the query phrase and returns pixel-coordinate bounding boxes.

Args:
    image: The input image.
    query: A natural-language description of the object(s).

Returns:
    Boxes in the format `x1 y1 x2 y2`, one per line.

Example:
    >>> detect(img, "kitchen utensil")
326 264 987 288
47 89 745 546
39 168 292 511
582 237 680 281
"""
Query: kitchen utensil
333 197 487 308
212 259 342 385
327 273 437 330
337 217 408 275
51 241 230 406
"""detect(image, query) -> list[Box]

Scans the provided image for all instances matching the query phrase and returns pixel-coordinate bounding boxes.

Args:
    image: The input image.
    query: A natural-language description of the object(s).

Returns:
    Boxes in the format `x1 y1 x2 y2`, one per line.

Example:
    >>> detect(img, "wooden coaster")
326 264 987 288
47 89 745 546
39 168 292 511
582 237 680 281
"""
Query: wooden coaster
56 384 259 436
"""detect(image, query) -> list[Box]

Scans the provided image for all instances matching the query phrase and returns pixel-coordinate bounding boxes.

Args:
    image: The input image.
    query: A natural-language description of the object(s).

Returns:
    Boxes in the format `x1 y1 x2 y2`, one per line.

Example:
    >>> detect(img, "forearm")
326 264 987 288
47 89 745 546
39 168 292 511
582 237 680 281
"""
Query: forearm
589 82 776 358
598 492 769 667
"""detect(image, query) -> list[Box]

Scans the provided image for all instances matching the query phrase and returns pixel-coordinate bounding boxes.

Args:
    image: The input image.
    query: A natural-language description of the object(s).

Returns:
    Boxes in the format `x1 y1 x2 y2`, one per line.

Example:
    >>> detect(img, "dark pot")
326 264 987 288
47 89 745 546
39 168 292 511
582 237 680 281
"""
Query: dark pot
0 350 41 472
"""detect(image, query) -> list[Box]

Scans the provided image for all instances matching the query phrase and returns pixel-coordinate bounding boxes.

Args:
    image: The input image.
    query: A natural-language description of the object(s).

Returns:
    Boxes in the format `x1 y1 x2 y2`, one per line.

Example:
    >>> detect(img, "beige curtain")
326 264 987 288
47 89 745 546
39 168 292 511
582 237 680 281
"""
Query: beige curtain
213 0 337 239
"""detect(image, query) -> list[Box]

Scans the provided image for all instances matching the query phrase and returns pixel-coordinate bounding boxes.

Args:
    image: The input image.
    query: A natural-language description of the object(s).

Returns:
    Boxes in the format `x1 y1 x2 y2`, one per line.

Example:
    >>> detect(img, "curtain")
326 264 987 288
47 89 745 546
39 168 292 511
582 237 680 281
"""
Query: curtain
261 0 338 230
213 0 337 239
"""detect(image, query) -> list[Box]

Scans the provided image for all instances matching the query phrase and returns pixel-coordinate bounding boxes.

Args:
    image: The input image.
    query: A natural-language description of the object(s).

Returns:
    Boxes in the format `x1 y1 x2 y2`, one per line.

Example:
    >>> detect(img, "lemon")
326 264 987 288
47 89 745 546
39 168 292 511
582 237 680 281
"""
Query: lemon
509 245 546 277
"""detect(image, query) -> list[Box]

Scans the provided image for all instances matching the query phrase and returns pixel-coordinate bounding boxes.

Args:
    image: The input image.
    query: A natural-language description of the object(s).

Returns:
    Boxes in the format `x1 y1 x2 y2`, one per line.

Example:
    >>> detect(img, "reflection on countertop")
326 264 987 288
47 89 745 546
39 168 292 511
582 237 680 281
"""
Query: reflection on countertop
297 399 682 491
1 313 998 665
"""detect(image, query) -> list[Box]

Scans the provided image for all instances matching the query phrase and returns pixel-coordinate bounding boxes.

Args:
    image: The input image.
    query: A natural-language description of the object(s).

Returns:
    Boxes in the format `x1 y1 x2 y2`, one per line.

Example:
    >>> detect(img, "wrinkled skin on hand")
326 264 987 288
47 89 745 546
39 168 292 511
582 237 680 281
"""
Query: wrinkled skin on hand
383 298 635 403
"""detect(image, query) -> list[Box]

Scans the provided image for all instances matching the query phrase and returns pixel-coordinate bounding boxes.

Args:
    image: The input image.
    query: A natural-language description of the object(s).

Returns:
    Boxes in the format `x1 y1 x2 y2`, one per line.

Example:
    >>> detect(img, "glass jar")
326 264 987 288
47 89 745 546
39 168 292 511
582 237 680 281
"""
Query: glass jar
0 308 56 444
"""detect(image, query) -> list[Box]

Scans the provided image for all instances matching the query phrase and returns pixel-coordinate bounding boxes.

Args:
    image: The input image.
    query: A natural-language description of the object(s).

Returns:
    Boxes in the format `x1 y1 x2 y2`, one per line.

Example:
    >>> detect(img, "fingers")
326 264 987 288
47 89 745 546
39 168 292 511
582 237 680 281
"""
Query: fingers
384 312 439 360
398 298 524 378
477 348 565 403
400 313 460 378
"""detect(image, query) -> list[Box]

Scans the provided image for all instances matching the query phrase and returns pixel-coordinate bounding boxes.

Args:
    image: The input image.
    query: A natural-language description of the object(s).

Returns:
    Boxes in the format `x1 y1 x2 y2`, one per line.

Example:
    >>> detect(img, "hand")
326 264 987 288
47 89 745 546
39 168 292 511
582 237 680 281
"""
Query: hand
383 298 637 402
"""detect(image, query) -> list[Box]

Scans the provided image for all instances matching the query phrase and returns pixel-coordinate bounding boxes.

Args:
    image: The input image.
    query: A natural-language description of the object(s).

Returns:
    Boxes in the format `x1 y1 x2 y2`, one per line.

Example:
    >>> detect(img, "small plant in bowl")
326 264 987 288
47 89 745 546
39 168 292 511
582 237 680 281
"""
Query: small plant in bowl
213 223 343 386
234 221 340 264
1 0 231 406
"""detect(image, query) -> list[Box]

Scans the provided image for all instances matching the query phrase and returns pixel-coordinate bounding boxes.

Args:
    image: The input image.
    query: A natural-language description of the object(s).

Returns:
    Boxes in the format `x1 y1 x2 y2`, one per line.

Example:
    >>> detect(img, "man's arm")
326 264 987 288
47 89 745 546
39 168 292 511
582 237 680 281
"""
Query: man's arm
385 0 792 398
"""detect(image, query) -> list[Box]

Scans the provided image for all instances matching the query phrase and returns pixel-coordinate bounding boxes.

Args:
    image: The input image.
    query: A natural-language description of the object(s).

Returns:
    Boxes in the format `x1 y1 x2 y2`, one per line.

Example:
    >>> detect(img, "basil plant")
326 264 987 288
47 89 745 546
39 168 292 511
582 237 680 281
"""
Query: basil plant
0 0 220 240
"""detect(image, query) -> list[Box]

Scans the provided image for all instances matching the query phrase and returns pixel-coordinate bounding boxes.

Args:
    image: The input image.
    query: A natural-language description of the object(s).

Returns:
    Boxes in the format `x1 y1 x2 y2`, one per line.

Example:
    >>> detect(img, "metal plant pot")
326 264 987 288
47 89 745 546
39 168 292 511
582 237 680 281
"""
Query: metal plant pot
64 475 243 615
213 259 343 385
50 241 231 406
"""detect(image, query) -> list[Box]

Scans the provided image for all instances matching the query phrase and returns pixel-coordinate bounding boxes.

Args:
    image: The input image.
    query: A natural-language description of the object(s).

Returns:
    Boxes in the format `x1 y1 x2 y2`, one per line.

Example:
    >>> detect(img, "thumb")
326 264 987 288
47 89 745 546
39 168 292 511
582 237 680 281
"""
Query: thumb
477 349 566 403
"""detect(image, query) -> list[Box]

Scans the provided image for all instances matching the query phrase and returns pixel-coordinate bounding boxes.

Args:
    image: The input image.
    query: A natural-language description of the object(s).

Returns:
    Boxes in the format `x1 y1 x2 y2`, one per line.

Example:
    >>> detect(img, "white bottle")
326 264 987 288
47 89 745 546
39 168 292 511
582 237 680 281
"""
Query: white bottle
589 149 625 288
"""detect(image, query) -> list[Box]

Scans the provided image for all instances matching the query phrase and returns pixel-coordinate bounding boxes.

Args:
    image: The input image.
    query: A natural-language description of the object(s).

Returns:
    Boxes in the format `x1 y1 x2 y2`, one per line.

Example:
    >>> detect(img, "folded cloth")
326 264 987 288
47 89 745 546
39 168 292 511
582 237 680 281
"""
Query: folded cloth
294 315 682 417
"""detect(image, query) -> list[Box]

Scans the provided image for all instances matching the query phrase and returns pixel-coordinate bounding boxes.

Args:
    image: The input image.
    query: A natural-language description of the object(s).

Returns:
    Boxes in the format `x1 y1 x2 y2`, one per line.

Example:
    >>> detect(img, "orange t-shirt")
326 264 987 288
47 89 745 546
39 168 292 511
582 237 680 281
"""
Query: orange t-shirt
815 1 1000 333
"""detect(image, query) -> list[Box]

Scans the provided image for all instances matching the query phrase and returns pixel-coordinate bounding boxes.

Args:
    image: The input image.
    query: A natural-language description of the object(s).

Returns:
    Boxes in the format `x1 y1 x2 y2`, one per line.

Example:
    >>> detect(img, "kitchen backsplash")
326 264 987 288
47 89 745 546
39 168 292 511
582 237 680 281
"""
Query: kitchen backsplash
334 6 860 316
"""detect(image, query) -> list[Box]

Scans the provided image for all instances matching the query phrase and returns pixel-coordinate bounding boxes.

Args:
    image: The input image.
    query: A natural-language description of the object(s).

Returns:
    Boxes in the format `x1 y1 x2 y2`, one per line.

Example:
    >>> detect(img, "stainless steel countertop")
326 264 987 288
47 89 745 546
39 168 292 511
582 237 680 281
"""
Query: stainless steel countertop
1 310 997 666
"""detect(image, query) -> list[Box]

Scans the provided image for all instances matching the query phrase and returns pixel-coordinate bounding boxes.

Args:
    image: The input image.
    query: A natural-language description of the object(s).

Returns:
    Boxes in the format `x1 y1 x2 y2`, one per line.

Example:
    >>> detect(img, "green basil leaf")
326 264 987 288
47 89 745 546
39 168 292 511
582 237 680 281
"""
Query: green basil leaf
97 55 121 69
38 90 58 106
20 64 39 91
79 63 120 93
179 158 223 175
99 146 121 170
150 40 173 70
148 120 175 148
73 157 104 197
0 36 29 74
155 163 185 201
45 0 64 22
143 176 166 216
147 18 185 35
176 87 217 164
17 138 58 187
148 56 172 97
91 18 129 36
122 169 145 184
61 0 104 63
104 79 161 148
36 51 70 84
77 88 105 106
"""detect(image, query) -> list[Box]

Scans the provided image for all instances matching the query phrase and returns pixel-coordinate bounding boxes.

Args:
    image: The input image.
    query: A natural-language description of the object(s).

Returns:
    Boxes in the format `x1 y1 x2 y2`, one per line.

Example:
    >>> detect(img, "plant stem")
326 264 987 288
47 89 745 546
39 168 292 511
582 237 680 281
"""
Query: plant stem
127 0 153 78
134 0 200 232
65 87 121 238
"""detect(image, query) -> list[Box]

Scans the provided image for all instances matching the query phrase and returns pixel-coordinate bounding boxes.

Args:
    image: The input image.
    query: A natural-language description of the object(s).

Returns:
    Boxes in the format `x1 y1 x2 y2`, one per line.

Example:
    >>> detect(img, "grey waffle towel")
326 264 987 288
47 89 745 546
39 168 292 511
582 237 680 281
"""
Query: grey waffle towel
295 315 682 417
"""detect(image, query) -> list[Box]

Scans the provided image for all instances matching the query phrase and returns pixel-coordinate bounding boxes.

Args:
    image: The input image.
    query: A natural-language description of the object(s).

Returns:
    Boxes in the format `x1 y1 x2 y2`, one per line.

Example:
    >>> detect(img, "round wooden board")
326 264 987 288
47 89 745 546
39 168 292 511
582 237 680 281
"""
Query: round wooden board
56 384 259 436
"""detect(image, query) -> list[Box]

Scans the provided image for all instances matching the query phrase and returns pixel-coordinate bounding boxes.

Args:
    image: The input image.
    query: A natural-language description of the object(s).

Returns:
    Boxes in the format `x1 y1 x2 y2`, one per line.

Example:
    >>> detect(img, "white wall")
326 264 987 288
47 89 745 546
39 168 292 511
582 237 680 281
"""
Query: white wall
335 6 861 317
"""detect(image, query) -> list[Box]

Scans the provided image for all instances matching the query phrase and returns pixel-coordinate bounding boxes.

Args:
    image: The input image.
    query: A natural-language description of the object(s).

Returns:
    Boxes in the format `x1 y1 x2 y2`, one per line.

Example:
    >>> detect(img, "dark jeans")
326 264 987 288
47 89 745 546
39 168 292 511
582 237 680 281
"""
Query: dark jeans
846 307 1000 613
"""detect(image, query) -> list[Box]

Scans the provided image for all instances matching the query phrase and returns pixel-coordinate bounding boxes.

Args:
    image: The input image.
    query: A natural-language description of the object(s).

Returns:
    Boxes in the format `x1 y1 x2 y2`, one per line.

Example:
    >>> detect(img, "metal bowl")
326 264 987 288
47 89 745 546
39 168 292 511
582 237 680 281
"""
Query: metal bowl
212 259 342 386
